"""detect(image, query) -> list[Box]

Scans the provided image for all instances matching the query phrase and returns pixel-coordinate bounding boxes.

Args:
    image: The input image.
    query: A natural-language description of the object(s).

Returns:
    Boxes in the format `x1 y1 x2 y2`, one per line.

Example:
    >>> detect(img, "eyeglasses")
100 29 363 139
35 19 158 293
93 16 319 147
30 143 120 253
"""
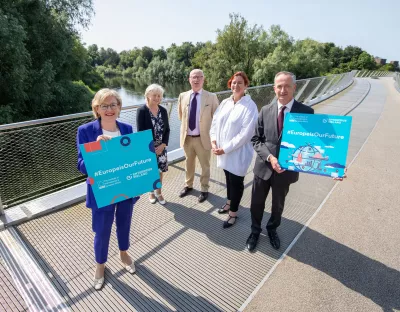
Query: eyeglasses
190 75 204 80
99 103 119 110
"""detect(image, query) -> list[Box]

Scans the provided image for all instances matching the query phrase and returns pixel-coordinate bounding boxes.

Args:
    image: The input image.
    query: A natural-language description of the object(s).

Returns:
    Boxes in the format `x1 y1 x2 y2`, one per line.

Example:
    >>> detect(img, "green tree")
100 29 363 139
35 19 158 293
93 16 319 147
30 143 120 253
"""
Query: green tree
153 47 167 60
290 39 331 79
45 0 94 30
216 13 264 76
0 4 30 123
260 25 293 58
143 57 187 82
252 45 294 84
378 63 395 71
134 55 148 69
167 42 197 67
356 52 376 70
103 48 120 67
323 43 343 68
141 46 154 63
192 13 266 90
192 41 216 69
253 38 330 84
87 44 101 66
342 45 363 63
119 48 141 68
0 0 97 124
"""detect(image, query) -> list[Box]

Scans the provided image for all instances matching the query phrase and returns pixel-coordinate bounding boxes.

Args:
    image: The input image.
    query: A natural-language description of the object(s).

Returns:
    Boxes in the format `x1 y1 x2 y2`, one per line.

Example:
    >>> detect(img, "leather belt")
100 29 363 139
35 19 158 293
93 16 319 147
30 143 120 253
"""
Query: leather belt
187 135 200 137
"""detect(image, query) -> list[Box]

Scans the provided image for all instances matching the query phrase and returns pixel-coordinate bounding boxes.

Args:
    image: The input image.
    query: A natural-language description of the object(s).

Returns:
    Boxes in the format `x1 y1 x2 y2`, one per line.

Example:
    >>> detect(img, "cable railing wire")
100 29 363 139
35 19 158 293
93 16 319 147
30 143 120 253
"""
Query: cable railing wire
0 72 355 210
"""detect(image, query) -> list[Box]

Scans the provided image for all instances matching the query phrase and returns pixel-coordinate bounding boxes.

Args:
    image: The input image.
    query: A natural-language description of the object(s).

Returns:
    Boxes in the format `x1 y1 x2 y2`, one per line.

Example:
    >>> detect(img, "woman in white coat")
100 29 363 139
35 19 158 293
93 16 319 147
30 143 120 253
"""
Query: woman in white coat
210 72 258 228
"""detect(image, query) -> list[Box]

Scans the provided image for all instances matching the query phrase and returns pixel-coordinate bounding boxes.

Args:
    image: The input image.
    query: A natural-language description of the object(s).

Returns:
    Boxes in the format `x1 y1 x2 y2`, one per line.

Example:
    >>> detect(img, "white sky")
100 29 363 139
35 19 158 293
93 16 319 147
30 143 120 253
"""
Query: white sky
81 0 400 62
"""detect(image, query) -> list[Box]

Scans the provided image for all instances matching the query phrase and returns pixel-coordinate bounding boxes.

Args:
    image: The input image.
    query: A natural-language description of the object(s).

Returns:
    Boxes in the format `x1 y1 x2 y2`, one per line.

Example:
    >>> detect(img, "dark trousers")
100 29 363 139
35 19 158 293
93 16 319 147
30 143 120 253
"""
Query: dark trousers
224 169 245 212
250 174 290 234
91 200 134 264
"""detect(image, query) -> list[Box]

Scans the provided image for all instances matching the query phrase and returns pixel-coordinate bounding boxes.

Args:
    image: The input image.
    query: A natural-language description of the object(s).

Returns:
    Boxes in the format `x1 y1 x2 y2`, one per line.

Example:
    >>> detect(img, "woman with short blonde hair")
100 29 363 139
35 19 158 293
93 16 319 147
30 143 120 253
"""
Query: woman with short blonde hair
91 88 122 119
77 88 138 290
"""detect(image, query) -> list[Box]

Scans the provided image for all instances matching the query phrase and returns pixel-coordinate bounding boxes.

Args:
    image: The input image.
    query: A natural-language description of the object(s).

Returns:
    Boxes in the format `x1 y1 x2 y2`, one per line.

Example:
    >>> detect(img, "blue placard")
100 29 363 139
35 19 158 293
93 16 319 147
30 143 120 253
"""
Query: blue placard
278 113 352 178
79 130 160 208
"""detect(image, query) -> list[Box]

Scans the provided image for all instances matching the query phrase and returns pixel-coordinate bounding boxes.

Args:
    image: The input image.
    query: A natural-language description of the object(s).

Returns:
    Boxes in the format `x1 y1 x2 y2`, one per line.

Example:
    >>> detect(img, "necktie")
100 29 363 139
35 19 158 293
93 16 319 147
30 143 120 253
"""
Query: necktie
189 93 198 131
278 106 286 135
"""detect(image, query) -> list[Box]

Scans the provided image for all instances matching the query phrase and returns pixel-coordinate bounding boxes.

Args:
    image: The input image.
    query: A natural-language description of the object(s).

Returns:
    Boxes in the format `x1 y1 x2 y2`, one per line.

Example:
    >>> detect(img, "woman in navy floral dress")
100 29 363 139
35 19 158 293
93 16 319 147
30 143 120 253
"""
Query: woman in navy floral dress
136 84 170 204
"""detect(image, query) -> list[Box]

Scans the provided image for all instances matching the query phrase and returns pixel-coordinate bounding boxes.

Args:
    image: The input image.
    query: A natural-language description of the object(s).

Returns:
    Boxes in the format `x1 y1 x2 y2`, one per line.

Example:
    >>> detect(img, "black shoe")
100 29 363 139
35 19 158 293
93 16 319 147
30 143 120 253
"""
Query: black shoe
179 187 193 198
246 233 260 252
268 230 280 250
217 203 230 214
223 214 238 229
198 192 208 203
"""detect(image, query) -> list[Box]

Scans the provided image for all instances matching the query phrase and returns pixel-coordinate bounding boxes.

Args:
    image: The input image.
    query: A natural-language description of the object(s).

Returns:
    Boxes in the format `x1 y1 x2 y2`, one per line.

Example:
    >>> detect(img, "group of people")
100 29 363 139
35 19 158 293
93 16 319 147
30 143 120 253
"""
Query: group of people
76 69 321 290
176 69 314 248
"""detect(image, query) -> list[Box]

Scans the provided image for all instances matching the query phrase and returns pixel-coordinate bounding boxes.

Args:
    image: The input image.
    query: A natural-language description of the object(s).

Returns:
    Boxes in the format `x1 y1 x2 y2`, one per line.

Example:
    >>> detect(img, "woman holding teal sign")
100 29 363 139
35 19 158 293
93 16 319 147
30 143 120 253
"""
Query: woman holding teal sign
136 84 170 205
76 89 139 290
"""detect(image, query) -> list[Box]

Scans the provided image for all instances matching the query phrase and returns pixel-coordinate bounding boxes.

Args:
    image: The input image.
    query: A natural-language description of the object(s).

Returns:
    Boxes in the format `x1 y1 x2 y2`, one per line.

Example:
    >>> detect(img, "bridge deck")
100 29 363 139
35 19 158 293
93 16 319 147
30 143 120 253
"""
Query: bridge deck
0 78 396 312
245 78 400 311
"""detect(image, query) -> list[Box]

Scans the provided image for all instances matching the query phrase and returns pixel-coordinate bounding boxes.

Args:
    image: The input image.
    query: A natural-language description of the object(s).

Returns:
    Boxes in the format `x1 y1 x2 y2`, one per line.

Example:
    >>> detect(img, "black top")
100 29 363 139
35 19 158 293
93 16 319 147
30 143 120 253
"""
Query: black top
136 104 170 145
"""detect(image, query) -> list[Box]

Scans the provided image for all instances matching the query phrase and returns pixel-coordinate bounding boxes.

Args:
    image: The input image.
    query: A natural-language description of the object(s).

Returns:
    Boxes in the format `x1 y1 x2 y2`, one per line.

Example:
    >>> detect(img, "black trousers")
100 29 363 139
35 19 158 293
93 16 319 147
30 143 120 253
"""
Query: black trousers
224 169 245 212
250 173 290 234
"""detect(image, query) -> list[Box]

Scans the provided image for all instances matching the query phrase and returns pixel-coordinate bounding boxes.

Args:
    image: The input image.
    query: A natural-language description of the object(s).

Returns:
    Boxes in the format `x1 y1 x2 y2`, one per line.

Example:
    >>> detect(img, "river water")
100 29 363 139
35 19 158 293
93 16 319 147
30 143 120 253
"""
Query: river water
104 77 191 151
104 77 190 107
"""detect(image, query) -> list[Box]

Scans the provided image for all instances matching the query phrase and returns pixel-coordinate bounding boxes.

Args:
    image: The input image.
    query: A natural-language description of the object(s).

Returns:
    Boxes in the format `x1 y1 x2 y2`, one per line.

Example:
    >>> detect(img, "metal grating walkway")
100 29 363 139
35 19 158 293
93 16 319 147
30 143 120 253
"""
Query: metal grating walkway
0 78 387 311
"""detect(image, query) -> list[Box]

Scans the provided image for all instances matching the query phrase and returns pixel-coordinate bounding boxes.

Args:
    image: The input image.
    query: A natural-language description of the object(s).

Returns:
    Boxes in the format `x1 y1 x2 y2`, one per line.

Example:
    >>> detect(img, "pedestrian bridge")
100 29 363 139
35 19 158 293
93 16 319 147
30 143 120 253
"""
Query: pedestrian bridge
0 71 399 311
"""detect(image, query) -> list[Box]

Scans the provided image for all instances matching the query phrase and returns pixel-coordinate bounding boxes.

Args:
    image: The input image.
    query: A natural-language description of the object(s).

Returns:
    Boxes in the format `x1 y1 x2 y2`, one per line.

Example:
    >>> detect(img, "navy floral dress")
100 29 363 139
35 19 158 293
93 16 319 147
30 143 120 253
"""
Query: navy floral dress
150 109 168 172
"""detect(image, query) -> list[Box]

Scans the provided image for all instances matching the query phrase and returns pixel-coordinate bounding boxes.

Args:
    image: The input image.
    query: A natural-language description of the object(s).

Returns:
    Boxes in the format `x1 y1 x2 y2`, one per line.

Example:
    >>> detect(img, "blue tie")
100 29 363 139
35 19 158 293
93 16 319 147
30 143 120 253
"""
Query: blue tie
189 93 198 131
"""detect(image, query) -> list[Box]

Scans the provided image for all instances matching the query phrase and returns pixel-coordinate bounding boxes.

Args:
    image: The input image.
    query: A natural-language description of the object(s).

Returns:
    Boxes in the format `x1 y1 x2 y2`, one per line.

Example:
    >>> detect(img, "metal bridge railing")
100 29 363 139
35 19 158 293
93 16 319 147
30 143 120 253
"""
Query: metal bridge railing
0 71 355 210
355 70 395 78
394 72 400 91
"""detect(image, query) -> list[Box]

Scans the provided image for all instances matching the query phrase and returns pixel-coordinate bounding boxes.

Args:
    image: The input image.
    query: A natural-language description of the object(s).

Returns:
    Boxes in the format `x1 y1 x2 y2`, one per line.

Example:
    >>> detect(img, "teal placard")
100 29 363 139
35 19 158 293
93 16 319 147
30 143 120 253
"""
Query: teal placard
79 130 160 208
278 113 352 178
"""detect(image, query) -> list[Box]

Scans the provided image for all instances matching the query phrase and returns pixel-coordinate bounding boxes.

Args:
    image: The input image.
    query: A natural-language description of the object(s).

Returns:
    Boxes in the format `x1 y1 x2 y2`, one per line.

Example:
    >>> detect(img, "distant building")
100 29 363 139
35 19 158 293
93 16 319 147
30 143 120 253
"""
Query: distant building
390 61 399 68
374 57 387 65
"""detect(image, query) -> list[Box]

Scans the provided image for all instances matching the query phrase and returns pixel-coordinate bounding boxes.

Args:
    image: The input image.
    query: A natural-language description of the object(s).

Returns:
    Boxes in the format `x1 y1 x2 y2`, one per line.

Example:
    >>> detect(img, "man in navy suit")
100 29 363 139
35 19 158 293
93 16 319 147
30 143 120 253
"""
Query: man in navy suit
246 71 314 252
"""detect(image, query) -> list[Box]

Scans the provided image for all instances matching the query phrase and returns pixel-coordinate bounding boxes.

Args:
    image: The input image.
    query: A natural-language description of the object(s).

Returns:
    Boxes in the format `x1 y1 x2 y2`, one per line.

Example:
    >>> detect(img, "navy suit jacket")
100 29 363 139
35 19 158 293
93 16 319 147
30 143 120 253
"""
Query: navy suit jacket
76 118 139 210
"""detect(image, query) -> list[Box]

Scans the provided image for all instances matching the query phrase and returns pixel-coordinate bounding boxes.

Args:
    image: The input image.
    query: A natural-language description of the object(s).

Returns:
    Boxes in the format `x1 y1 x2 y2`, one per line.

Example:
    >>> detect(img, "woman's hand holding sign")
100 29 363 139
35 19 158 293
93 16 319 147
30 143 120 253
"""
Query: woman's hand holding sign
96 135 112 141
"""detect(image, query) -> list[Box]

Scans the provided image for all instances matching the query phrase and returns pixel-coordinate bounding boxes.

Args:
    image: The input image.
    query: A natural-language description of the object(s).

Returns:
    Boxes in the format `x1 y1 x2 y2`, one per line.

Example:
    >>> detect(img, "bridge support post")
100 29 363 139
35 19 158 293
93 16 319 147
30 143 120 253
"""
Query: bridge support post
319 76 336 96
0 195 4 215
295 79 310 101
304 78 326 103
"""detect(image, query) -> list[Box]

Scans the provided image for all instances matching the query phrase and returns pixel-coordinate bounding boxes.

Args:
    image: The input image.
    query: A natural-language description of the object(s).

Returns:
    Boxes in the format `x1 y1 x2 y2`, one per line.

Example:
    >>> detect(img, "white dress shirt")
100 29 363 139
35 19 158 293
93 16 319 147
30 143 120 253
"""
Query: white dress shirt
210 95 258 177
267 98 295 162
102 129 121 138
277 98 294 118
187 89 203 135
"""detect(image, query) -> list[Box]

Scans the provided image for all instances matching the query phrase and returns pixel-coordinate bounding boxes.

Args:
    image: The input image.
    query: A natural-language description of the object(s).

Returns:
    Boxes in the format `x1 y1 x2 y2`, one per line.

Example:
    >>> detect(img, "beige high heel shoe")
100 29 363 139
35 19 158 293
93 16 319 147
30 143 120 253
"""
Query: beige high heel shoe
124 262 136 274
93 276 104 290
148 191 157 204
154 192 166 205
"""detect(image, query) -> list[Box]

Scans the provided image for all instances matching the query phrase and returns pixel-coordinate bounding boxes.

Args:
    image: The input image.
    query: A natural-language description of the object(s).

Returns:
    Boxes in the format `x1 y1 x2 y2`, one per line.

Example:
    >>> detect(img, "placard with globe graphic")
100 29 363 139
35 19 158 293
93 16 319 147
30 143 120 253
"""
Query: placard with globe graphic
278 113 352 178
79 130 160 208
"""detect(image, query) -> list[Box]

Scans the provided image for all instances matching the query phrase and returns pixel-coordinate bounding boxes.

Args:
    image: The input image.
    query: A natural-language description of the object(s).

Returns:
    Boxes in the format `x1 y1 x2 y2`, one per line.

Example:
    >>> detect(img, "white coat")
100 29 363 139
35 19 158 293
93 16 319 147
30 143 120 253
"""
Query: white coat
210 95 258 177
